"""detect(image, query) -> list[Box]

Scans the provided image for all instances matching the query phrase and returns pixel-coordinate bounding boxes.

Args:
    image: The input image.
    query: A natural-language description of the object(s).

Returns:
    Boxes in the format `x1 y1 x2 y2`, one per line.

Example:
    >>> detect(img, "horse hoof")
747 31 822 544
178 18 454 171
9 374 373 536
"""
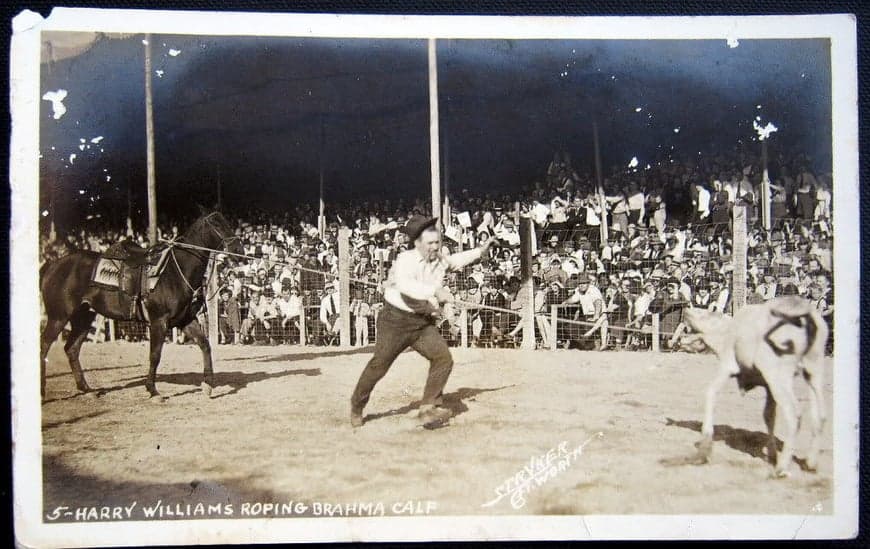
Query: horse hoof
82 391 98 400
149 394 167 403
201 383 213 398
770 469 791 479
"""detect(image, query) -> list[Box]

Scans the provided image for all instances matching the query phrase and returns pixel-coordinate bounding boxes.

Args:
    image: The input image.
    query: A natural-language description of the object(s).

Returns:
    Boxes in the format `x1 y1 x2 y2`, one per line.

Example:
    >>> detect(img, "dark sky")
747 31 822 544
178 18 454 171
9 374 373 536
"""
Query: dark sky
39 33 832 229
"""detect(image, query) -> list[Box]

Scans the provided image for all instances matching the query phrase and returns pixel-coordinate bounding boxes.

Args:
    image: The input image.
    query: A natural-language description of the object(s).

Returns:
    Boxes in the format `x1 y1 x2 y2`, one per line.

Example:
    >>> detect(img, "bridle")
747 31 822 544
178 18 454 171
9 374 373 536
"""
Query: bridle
165 212 240 296
200 211 241 251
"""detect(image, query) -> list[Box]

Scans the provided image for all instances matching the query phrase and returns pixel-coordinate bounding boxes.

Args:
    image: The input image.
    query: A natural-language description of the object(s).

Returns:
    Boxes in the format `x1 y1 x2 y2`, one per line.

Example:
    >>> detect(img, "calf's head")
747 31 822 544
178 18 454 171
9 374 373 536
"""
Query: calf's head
683 307 732 356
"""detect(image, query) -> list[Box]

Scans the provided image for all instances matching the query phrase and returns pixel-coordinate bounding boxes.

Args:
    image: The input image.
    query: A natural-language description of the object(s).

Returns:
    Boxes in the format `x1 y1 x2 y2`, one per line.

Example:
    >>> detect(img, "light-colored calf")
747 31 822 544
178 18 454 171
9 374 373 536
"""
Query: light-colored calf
683 295 829 477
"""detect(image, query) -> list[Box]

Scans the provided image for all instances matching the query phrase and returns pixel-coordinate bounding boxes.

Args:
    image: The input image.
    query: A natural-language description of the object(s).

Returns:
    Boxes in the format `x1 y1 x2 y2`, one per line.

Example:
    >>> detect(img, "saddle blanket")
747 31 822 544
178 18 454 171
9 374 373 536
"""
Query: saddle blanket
92 247 171 293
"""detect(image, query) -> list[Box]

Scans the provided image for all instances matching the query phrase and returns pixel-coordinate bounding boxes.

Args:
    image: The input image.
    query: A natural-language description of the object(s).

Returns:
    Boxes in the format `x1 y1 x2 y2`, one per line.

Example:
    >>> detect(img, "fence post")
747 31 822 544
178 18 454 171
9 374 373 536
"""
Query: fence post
651 313 660 353
338 228 351 347
299 306 307 346
459 307 468 348
731 204 748 313
108 318 116 342
519 216 536 350
207 256 219 345
550 305 558 350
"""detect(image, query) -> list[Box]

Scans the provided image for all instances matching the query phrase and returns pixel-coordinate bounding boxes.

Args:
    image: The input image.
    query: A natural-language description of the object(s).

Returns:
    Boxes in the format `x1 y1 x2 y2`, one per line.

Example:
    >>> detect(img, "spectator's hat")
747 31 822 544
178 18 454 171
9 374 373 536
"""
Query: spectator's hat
550 257 561 265
650 268 666 280
665 277 681 288
219 287 233 298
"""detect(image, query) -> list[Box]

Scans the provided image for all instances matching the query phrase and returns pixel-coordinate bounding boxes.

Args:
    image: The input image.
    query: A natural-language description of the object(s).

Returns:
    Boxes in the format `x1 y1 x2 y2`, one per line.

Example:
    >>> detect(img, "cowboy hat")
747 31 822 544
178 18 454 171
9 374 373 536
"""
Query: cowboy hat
401 215 438 242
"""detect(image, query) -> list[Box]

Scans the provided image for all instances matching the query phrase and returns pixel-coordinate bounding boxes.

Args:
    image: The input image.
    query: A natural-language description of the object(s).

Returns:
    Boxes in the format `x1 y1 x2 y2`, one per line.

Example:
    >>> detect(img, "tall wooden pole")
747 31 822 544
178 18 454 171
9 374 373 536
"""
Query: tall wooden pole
593 121 608 244
337 228 351 346
761 138 771 231
144 34 158 245
731 204 748 312
319 114 326 237
519 216 536 350
428 38 442 222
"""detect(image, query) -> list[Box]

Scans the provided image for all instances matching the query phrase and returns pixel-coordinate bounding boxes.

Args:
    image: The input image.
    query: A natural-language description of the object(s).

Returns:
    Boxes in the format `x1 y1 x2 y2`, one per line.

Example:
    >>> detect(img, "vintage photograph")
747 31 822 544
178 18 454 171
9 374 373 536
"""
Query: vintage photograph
11 8 859 545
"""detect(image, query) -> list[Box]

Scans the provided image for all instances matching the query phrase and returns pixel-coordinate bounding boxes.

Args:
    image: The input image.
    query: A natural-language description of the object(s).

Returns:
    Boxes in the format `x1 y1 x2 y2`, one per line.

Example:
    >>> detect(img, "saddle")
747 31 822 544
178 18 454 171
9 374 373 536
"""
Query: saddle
92 241 171 320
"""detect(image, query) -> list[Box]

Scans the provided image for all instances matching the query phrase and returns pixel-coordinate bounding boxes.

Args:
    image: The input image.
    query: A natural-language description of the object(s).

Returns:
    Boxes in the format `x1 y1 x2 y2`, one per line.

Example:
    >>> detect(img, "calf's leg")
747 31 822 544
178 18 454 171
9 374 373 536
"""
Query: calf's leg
762 387 778 465
765 368 799 478
696 357 738 462
804 369 826 472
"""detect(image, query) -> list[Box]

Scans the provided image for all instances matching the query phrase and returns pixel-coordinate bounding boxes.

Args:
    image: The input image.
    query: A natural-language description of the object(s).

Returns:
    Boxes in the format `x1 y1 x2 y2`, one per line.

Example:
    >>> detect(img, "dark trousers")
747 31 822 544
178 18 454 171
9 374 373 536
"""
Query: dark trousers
351 302 454 413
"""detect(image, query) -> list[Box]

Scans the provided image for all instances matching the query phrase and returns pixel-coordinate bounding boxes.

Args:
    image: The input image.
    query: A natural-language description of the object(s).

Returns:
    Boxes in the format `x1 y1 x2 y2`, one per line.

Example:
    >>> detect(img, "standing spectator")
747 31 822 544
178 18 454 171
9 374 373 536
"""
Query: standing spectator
218 287 241 344
692 181 711 225
319 281 341 344
707 276 730 313
627 182 646 226
794 165 818 220
647 188 667 232
607 190 630 238
350 289 372 347
649 278 690 350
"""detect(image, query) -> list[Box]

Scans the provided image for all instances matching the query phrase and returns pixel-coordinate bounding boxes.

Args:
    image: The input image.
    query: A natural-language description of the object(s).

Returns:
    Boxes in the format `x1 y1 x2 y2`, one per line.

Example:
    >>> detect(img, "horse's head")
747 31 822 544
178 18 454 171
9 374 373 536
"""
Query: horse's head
191 207 244 256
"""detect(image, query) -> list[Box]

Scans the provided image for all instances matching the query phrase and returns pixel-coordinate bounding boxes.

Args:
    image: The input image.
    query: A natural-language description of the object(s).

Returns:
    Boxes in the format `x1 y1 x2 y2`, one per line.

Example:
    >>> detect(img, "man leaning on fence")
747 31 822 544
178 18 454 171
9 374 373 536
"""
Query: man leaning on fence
350 215 496 429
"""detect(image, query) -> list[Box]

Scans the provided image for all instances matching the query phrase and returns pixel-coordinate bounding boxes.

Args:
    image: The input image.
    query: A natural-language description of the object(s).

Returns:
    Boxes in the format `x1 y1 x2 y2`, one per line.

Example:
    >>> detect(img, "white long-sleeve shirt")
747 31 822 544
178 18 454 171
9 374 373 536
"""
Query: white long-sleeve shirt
320 292 340 327
384 247 483 313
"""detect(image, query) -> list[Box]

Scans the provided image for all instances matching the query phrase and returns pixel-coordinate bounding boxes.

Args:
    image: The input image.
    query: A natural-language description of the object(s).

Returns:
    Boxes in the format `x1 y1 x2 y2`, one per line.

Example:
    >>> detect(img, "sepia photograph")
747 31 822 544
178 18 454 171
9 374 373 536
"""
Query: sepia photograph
10 8 859 546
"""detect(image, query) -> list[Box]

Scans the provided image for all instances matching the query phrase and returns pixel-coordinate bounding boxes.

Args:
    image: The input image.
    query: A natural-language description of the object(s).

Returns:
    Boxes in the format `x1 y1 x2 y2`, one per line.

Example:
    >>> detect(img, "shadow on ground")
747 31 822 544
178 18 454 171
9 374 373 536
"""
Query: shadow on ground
47 368 321 402
46 363 143 379
362 385 515 424
665 417 814 471
42 454 295 521
222 345 375 364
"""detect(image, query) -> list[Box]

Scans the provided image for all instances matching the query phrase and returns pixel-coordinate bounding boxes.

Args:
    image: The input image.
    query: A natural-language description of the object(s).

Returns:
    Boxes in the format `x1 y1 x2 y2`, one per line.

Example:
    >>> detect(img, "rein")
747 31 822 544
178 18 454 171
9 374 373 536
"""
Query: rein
159 212 238 298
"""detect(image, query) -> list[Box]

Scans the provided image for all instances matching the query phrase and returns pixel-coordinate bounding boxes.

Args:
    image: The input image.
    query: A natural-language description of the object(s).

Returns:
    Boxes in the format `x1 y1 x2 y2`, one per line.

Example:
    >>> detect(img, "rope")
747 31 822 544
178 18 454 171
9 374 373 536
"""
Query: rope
159 239 677 340
169 247 198 294
159 239 381 288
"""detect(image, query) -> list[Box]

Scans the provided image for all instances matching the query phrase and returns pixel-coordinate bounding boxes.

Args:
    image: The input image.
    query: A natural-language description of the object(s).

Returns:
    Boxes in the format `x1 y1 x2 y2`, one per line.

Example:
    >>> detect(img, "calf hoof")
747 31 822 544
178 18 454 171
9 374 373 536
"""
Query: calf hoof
201 382 213 398
770 468 791 479
695 437 713 459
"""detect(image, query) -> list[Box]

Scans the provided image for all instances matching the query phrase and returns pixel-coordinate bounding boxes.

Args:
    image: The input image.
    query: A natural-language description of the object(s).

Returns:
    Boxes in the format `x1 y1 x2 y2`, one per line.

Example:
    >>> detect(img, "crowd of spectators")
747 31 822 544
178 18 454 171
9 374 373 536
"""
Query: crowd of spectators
40 147 835 352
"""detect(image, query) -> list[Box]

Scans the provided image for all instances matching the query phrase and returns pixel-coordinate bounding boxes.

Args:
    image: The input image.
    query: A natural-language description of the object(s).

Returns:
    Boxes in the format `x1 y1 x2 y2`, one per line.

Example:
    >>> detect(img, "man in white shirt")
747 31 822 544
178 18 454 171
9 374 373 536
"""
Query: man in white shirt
350 215 495 429
693 182 711 223
319 282 341 338
277 287 303 341
560 275 605 349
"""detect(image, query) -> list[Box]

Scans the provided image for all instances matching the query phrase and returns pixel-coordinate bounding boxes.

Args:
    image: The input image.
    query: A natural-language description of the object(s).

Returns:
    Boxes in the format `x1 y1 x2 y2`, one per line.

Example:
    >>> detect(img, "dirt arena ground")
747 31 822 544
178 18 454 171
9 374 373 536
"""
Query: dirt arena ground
41 341 833 518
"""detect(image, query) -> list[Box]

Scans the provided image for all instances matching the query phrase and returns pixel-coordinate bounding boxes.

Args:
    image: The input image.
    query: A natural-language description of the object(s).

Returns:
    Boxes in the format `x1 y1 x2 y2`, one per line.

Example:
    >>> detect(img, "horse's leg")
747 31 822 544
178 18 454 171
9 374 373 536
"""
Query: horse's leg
146 319 168 398
182 318 214 398
40 317 67 399
64 308 97 394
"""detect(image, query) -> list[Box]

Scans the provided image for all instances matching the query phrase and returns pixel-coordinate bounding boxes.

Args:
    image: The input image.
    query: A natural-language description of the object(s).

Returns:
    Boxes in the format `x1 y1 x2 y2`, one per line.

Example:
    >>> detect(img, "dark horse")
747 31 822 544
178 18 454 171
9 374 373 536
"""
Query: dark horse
40 208 243 400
